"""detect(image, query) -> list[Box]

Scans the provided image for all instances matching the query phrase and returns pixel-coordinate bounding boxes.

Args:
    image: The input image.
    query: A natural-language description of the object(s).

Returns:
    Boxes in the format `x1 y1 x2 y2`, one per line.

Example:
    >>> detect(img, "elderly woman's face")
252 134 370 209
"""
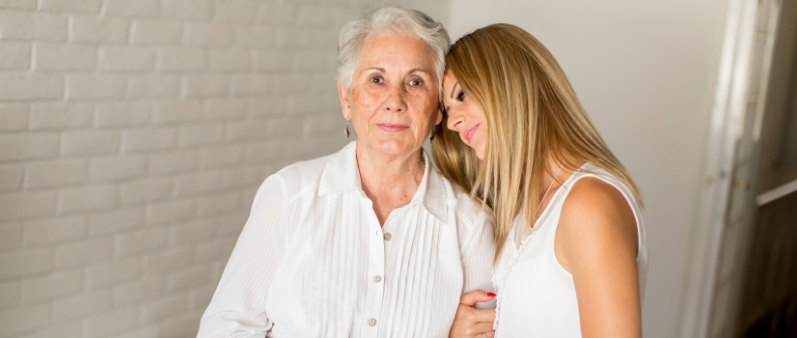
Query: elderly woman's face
338 32 442 157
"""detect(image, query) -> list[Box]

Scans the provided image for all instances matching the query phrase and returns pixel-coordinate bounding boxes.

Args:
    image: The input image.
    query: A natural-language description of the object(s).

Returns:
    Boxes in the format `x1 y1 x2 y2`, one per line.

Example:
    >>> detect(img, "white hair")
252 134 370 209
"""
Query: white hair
337 5 450 95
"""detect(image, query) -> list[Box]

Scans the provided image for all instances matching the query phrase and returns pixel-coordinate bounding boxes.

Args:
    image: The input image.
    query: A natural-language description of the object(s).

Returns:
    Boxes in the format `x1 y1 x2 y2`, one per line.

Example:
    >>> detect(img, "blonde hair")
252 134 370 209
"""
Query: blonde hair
432 24 643 262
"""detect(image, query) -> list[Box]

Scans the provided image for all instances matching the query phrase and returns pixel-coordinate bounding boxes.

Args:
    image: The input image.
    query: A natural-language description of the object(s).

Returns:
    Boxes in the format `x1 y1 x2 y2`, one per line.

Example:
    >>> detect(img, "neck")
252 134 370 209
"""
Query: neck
356 141 425 199
538 152 573 199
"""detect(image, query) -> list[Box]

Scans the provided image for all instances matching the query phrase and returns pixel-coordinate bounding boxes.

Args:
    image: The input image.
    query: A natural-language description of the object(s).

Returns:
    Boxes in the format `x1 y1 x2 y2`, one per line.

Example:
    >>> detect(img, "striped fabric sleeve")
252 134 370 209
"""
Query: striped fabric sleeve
198 174 292 338
459 209 497 309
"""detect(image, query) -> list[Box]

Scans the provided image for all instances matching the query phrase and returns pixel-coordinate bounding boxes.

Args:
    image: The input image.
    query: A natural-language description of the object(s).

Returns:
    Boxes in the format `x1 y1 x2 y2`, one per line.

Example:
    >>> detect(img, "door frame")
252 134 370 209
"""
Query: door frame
679 0 782 336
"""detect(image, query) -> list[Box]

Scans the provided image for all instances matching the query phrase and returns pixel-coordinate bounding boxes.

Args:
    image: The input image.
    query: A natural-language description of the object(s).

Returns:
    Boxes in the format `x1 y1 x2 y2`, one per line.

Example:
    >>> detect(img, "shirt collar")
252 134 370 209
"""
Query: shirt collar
318 141 449 223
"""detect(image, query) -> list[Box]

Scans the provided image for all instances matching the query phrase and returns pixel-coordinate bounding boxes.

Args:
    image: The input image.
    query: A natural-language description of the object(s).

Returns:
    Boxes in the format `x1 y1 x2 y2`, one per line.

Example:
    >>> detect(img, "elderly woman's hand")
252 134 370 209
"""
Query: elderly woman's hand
449 290 497 338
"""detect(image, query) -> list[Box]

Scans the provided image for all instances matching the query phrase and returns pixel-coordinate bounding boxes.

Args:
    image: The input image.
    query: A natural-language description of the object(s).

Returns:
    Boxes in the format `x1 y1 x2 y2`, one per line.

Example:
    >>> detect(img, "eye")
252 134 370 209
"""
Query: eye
456 90 465 102
371 76 384 84
408 78 423 87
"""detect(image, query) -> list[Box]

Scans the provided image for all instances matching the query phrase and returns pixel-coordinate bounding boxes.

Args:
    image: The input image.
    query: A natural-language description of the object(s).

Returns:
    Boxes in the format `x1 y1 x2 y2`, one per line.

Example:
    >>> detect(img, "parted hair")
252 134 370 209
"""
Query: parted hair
431 24 644 262
337 4 450 95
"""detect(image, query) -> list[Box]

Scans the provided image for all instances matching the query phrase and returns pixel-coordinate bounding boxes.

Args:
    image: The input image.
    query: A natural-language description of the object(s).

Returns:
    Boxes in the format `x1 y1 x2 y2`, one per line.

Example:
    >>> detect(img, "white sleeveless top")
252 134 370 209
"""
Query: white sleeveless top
492 163 648 337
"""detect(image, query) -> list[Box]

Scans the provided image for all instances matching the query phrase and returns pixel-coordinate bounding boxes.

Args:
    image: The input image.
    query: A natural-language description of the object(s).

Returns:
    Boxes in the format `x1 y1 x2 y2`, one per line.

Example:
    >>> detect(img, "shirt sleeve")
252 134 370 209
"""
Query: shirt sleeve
457 208 497 309
198 174 293 338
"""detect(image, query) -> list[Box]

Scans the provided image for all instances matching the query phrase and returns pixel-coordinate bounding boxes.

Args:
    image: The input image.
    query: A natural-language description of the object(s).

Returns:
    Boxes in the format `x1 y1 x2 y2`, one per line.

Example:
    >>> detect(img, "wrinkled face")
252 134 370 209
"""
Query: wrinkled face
338 32 442 158
442 70 487 159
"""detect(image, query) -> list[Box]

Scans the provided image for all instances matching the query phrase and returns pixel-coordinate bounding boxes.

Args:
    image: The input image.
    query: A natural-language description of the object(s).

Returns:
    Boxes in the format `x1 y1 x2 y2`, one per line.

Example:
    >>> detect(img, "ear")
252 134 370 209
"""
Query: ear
338 79 351 119
435 102 444 126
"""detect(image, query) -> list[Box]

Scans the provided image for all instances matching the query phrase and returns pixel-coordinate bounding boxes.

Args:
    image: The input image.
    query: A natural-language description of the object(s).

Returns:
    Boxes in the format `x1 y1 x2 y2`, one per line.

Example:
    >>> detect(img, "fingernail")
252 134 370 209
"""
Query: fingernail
487 293 496 297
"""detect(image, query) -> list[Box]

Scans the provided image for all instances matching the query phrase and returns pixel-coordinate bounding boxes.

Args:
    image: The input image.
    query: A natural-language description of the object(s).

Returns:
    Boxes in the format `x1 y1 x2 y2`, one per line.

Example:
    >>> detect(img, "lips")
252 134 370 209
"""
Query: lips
463 123 479 145
377 123 409 132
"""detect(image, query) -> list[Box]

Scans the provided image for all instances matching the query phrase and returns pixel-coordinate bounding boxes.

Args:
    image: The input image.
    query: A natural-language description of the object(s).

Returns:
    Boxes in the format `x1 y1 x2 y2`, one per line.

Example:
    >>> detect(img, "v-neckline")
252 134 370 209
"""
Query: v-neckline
511 163 586 248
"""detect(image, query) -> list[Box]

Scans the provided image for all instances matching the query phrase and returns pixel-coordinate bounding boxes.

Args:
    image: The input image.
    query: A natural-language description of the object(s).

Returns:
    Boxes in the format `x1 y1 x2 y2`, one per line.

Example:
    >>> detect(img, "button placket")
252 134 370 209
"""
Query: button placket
362 197 385 336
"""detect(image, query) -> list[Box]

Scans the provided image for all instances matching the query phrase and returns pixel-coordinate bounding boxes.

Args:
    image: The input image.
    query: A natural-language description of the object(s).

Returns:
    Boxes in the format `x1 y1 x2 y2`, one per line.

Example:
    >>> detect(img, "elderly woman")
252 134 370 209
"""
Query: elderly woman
197 5 495 337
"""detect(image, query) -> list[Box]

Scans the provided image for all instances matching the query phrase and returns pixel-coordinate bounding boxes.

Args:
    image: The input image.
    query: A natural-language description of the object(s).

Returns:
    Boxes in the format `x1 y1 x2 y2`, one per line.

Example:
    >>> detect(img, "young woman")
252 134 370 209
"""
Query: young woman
433 24 648 337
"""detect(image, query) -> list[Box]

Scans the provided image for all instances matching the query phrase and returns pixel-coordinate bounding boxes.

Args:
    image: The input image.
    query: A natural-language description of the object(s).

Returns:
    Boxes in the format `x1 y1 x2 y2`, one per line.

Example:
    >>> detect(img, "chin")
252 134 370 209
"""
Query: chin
370 138 418 155
474 145 485 160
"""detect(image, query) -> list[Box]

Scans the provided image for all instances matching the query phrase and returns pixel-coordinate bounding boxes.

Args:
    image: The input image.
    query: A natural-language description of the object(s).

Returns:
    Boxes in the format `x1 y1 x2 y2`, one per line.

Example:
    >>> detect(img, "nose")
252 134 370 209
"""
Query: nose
383 83 407 112
447 106 464 131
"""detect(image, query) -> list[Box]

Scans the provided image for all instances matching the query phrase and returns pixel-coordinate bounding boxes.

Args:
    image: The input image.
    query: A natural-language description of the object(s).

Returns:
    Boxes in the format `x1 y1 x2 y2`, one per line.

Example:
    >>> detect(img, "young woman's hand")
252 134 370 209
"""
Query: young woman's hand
449 290 496 338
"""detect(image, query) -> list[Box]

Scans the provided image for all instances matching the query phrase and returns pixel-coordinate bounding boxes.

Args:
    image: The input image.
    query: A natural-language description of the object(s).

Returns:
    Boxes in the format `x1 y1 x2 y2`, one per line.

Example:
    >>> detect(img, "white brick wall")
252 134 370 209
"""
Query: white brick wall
0 0 447 337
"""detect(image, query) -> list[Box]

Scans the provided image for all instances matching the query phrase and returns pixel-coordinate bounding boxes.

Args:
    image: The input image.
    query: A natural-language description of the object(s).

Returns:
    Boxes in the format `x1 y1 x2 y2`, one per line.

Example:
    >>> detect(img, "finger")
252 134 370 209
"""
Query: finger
460 289 496 307
466 329 495 338
458 307 496 324
471 322 495 335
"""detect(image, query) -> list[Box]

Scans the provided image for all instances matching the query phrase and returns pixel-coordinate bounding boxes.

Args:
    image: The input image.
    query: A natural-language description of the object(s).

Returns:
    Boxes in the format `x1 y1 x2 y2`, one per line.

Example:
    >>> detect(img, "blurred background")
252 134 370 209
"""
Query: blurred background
1 0 795 338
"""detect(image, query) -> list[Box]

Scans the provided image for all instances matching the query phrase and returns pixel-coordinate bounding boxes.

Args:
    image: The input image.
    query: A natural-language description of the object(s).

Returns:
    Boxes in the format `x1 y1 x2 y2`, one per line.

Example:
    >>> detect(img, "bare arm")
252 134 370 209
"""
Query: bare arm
555 177 642 338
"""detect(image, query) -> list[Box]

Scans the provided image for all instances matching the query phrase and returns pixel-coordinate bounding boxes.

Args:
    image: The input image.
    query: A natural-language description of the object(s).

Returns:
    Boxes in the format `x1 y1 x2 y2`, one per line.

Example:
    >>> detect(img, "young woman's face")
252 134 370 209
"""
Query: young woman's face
442 70 487 159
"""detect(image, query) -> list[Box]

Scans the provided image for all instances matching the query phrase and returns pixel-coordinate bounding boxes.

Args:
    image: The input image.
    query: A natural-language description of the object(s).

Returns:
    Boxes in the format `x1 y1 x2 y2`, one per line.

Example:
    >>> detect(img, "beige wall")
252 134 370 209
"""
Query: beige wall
445 1 727 337
0 1 448 338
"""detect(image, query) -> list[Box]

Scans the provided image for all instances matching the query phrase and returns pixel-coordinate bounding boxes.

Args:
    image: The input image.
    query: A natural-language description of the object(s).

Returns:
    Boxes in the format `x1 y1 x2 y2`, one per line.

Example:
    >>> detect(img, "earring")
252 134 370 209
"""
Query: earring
430 131 435 142
344 119 350 138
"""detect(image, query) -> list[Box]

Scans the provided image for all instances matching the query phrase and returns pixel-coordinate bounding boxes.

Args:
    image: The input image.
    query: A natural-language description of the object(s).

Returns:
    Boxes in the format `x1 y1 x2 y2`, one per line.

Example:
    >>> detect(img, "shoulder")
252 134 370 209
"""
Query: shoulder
438 171 496 259
452 185 486 223
440 172 489 231
558 176 637 252
563 176 630 217
272 155 330 192
253 152 336 205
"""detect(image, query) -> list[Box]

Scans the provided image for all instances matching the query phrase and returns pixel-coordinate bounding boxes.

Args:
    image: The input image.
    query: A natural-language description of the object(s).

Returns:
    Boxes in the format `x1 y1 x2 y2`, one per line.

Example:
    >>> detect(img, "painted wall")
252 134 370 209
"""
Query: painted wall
0 1 448 337
445 1 727 337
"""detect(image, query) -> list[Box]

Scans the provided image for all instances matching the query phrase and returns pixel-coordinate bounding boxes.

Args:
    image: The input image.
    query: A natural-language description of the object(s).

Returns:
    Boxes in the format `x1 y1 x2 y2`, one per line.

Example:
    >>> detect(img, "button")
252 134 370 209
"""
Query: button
368 318 377 326
373 275 381 283
383 233 392 241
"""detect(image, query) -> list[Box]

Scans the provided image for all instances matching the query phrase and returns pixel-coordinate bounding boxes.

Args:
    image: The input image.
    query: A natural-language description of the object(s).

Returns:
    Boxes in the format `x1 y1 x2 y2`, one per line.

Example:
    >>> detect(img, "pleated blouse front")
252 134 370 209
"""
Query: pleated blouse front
198 142 496 338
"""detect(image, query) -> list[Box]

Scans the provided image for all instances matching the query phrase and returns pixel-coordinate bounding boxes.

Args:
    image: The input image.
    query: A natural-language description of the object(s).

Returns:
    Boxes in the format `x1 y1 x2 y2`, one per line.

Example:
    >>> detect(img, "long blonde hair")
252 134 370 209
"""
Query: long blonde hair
432 24 643 262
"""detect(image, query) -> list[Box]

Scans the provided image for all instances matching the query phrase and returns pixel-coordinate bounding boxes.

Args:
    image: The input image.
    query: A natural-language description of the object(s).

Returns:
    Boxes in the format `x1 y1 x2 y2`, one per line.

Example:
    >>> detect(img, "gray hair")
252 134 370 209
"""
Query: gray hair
337 5 450 95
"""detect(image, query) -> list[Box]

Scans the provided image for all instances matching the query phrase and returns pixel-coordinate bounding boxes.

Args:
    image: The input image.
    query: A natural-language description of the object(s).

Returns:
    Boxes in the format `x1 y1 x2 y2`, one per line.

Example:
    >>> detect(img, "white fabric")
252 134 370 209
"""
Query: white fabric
198 141 496 338
492 163 648 337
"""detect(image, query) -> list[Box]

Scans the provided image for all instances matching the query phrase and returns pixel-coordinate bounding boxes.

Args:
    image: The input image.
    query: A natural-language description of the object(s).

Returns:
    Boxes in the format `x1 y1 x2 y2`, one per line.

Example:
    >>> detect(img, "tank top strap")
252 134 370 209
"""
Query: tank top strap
561 163 646 256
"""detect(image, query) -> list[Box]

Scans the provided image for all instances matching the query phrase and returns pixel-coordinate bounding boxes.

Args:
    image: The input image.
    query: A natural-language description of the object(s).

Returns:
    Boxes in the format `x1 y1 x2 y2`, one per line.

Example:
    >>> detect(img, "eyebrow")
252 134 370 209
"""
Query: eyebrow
449 82 459 99
408 68 432 75
364 67 432 76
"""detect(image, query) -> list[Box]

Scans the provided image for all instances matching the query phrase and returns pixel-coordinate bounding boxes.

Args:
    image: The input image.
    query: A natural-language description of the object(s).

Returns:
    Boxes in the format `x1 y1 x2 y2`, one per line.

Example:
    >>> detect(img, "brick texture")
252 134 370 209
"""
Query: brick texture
0 0 443 337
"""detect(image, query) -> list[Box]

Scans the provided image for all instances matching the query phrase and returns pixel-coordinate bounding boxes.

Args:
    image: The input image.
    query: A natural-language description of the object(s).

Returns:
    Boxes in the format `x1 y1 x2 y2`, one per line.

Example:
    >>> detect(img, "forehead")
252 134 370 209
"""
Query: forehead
358 32 435 69
443 70 457 88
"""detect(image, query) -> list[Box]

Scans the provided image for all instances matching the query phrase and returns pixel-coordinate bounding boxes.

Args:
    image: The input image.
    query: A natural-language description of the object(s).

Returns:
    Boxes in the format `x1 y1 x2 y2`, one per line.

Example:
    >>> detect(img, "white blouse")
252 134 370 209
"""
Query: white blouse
198 141 496 338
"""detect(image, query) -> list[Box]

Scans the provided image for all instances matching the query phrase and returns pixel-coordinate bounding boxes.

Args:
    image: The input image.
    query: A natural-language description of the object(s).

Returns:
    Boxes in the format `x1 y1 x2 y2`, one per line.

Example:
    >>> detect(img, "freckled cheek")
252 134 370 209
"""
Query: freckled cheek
352 96 377 114
407 92 437 112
